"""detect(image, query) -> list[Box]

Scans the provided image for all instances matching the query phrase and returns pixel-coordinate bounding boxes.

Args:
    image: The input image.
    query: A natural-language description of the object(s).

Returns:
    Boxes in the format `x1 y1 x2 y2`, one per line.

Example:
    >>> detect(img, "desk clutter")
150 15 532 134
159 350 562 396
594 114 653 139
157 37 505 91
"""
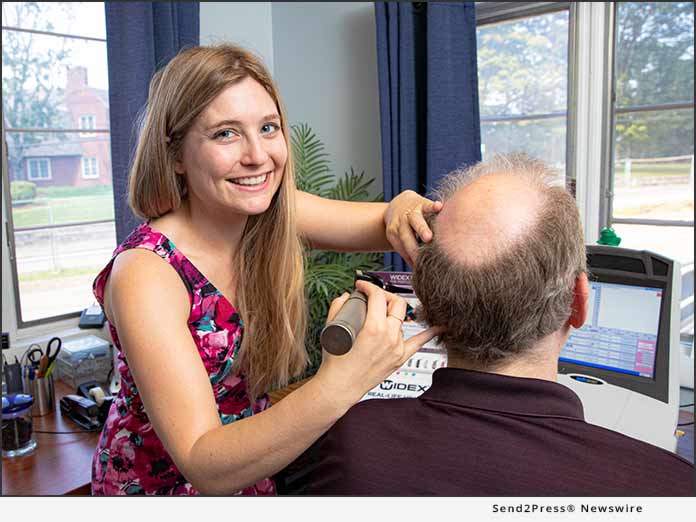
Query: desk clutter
53 335 112 389
1 334 115 458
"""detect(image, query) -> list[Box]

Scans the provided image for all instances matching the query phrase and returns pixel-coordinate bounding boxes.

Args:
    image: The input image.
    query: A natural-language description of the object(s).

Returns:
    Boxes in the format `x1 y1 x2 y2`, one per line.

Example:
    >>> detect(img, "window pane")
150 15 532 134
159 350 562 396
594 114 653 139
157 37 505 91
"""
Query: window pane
2 2 113 325
612 110 694 221
477 11 569 117
612 224 694 267
611 223 694 341
2 31 109 131
6 131 114 226
15 222 116 322
481 117 566 173
615 2 694 108
1 2 106 40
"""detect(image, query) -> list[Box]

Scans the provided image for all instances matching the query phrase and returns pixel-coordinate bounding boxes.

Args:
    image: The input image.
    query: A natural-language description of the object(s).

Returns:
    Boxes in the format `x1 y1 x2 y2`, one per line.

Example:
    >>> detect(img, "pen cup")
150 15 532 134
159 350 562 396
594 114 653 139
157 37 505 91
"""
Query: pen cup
27 375 55 417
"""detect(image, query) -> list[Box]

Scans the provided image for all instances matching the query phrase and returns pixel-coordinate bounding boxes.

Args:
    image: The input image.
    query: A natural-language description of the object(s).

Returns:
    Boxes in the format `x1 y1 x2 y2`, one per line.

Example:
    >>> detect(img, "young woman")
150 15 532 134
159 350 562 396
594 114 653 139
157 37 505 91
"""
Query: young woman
91 44 441 495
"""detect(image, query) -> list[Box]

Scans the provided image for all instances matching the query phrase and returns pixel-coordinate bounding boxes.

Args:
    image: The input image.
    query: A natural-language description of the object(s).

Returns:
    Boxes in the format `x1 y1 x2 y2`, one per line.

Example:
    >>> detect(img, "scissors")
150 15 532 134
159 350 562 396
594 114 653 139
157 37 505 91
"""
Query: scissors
37 337 62 378
26 346 44 366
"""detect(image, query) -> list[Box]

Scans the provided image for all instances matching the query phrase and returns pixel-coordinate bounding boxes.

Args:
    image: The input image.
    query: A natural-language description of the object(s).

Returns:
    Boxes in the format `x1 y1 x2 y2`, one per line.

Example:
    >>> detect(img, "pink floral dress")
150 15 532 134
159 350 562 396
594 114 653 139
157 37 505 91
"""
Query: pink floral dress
91 223 275 495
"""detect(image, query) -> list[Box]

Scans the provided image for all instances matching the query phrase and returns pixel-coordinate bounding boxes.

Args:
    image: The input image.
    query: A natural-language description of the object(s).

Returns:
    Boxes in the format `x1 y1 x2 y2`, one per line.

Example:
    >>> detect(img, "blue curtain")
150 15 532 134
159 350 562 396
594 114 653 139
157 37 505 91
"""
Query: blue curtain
105 2 199 243
375 2 481 272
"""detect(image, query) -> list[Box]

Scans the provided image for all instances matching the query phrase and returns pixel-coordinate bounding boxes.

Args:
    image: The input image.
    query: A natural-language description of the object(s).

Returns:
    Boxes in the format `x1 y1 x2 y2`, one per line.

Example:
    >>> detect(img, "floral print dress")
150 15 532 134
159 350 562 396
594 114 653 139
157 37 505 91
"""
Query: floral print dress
91 223 275 495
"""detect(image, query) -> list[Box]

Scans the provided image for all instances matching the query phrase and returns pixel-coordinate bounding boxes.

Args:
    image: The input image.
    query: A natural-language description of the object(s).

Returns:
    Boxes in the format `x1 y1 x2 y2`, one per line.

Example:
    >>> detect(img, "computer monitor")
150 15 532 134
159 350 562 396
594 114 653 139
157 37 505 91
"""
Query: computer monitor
557 245 682 451
561 281 662 380
558 246 680 404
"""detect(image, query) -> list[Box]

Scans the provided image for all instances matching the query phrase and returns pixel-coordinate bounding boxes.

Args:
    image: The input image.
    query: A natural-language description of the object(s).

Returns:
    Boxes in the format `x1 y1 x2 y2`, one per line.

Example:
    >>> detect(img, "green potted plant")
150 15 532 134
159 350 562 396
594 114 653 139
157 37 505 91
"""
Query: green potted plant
291 123 385 374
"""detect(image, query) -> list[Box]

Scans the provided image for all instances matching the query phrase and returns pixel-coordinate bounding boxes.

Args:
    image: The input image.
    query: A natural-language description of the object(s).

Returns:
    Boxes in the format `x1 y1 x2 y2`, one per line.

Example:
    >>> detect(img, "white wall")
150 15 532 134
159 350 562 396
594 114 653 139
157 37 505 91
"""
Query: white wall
272 3 383 196
199 2 275 73
199 2 383 196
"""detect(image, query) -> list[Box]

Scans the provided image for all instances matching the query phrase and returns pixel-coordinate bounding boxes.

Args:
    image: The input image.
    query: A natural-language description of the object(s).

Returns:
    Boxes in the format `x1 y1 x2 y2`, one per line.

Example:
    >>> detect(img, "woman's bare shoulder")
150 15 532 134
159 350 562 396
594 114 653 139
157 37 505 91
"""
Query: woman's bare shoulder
105 248 190 320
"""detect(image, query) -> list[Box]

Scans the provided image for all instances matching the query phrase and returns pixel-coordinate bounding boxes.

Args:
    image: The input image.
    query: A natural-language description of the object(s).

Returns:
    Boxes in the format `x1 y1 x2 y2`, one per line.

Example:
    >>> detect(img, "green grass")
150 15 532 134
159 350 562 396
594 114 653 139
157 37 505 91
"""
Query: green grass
617 161 692 178
12 194 115 228
36 185 114 198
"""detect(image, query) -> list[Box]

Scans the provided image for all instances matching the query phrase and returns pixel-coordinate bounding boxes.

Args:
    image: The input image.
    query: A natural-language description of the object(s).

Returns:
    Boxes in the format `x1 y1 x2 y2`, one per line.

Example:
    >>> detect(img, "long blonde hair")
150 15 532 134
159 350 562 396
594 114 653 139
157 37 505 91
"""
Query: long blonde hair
128 44 307 397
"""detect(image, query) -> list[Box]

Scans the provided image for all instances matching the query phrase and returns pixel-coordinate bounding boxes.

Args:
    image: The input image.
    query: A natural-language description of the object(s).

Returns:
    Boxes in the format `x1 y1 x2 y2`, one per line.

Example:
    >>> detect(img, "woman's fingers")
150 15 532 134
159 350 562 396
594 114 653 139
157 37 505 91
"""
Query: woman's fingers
407 206 438 243
355 280 387 326
385 192 443 267
326 292 351 324
398 219 420 267
385 291 407 323
403 326 443 360
423 199 444 215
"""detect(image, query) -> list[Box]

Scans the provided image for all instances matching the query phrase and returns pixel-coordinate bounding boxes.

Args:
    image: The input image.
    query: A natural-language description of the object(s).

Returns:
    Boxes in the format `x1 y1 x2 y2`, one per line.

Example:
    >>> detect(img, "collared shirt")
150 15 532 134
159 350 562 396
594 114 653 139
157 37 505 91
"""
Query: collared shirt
300 368 694 496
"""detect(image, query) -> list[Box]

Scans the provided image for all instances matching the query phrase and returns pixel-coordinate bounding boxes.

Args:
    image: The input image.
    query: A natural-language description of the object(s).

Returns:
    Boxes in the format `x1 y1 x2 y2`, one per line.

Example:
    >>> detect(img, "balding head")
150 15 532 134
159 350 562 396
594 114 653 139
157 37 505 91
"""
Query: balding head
436 172 545 266
412 153 586 367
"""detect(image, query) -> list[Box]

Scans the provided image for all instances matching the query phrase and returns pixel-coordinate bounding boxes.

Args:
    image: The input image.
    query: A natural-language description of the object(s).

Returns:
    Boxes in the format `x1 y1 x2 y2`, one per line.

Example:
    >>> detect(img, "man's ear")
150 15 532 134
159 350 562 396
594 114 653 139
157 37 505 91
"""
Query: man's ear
568 272 590 329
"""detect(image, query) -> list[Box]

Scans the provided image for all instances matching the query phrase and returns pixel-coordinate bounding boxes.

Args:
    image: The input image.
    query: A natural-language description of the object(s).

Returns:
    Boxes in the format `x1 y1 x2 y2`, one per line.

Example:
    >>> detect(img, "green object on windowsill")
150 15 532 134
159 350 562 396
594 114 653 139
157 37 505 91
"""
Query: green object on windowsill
597 227 622 246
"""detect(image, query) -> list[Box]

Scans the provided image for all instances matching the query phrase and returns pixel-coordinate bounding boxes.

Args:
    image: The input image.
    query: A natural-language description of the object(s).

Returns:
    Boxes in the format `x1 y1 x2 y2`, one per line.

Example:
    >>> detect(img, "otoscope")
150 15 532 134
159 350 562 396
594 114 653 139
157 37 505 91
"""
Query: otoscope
320 290 368 355
320 271 412 356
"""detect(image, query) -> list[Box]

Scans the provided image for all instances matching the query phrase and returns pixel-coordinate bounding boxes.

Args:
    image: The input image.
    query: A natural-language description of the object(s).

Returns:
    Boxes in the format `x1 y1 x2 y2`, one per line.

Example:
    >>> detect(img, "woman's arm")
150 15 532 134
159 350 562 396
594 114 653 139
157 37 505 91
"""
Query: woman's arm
296 191 389 251
296 190 442 267
105 251 438 494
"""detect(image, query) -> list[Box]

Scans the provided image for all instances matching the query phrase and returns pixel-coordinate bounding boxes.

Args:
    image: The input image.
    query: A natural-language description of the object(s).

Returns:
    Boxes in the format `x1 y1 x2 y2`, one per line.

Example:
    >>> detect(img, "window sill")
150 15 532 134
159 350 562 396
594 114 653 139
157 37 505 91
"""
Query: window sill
7 317 112 360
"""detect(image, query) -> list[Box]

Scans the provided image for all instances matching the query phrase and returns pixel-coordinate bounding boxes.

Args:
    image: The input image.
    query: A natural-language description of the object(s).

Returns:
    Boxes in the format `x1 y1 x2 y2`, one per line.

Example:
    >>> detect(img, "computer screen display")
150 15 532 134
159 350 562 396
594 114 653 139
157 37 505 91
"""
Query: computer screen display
560 281 663 379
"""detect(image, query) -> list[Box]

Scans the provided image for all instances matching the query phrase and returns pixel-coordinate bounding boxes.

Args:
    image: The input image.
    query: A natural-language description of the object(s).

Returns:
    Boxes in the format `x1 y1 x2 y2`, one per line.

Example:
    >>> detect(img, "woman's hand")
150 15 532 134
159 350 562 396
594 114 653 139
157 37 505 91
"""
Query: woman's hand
384 190 443 267
315 280 441 408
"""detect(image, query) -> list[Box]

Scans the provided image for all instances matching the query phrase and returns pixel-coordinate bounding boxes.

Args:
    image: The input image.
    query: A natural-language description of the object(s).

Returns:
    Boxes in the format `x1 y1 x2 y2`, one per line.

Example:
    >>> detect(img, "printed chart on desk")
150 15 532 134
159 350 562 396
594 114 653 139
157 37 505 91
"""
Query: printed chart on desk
361 271 447 401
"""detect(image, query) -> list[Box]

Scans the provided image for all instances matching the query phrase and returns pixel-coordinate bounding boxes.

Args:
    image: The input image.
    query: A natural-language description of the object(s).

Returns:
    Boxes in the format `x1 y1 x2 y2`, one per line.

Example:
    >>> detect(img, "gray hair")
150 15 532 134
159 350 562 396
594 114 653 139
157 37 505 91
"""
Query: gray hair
431 152 567 202
412 153 586 367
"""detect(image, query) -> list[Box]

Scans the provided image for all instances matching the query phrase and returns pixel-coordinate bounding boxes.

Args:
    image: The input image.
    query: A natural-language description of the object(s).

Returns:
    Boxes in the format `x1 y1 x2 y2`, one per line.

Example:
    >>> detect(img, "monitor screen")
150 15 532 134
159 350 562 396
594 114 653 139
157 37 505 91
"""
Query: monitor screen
560 281 663 379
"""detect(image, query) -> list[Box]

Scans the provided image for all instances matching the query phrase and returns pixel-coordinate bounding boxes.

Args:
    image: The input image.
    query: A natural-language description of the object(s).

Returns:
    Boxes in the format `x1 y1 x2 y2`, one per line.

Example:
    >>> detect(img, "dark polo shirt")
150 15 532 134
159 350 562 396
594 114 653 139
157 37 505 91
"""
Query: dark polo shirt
301 368 695 496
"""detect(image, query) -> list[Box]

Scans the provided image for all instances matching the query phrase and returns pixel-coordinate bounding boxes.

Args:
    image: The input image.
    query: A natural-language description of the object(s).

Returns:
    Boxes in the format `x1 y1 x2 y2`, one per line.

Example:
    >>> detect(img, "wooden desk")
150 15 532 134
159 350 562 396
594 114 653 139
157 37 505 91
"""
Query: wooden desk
2 380 100 496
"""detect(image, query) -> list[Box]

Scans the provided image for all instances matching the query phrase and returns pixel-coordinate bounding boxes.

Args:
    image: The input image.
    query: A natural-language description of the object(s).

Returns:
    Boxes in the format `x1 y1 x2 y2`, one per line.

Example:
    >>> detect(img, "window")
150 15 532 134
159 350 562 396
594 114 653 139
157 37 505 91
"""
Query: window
2 2 115 326
476 4 572 183
27 158 52 181
81 156 99 179
605 2 694 343
79 114 96 137
475 2 694 345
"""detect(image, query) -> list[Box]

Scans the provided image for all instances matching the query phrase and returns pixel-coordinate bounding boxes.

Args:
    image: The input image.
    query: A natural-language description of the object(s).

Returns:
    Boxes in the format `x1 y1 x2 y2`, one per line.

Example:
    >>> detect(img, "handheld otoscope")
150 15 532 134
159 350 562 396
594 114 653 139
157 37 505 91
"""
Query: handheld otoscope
320 289 368 355
319 271 413 356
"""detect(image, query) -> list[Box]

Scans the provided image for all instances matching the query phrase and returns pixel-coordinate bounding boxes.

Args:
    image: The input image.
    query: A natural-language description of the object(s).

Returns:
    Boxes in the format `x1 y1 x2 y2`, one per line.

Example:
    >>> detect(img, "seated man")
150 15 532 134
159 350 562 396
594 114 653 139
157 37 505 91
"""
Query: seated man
299 153 695 496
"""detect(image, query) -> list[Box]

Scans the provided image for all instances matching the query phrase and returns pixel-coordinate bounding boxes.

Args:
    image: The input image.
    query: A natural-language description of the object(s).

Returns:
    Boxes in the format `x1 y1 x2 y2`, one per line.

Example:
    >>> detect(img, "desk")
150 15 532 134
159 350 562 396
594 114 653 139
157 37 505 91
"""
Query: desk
2 380 100 496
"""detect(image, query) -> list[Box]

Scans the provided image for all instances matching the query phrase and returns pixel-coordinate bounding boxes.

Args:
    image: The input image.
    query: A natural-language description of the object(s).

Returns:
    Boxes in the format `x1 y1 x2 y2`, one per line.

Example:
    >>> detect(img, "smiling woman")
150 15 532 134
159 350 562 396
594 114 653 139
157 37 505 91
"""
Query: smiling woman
90 43 442 495
172 78 288 217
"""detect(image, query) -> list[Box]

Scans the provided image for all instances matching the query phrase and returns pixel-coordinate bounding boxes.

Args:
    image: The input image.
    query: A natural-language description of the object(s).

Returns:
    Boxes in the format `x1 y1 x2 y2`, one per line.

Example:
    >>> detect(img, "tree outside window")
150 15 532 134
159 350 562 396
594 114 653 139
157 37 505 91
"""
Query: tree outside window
477 9 570 180
2 1 115 325
608 2 694 344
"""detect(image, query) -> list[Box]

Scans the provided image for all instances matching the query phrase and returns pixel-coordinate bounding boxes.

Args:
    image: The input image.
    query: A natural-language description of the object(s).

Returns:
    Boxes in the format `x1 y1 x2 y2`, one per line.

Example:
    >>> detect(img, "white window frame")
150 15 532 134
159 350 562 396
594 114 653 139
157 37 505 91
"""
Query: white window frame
79 114 97 137
570 2 612 244
81 156 99 179
26 157 52 181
